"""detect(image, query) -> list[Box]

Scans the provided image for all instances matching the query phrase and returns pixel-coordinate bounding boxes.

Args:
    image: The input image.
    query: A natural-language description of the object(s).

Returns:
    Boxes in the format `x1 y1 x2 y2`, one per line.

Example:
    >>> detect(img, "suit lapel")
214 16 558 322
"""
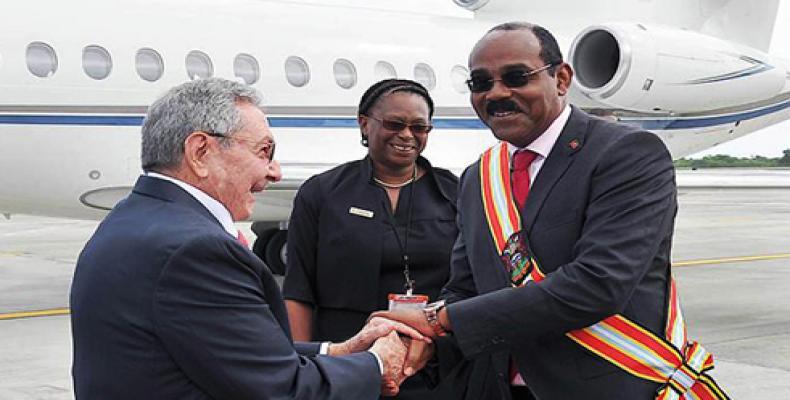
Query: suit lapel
256 261 293 339
523 107 589 233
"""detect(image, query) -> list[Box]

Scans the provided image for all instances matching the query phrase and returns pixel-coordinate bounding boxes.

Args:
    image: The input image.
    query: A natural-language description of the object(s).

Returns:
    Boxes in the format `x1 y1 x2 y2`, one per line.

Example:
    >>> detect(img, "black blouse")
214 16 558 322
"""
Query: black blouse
282 156 458 342
378 176 456 310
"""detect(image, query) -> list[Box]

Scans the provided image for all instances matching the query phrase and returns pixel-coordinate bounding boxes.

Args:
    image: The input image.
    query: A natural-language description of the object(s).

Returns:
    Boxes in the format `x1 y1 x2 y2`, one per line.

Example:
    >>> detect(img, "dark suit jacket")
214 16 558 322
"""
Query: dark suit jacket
70 176 381 399
440 106 677 399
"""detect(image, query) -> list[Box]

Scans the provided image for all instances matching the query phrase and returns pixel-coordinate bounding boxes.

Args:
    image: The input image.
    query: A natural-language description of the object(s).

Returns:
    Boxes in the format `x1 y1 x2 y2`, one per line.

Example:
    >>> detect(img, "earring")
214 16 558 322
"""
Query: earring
361 137 369 147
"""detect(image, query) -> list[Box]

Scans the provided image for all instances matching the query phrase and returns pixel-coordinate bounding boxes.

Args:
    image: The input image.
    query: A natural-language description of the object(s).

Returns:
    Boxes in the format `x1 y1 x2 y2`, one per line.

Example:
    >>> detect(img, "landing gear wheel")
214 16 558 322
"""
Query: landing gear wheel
264 230 288 276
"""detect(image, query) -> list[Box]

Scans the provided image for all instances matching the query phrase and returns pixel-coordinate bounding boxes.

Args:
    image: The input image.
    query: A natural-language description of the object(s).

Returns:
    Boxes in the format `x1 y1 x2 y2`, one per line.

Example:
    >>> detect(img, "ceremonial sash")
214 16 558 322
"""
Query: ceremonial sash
479 142 728 400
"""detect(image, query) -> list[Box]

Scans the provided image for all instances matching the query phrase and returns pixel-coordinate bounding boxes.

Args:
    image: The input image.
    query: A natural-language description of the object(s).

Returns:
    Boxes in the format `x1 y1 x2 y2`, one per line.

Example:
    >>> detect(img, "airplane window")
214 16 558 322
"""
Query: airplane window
450 65 470 94
333 58 357 89
136 48 164 82
186 50 213 80
234 54 260 85
414 63 436 90
83 45 112 80
285 56 310 87
374 61 397 80
26 42 58 78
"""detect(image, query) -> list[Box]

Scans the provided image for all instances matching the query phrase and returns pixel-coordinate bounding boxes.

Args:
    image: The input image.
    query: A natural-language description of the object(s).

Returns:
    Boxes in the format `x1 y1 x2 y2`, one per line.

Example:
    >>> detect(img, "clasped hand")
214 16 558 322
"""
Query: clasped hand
328 314 436 396
369 311 438 397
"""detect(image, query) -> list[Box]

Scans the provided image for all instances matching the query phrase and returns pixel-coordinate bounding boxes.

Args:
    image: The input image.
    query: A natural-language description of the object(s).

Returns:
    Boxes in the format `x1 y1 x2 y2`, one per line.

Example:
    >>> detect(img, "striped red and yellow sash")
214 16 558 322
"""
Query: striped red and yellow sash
480 143 545 285
479 142 728 399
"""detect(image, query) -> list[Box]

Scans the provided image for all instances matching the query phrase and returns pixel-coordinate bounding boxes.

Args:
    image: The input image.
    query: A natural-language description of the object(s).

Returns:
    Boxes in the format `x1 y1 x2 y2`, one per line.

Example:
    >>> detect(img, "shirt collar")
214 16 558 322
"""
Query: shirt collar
146 172 238 237
507 105 572 159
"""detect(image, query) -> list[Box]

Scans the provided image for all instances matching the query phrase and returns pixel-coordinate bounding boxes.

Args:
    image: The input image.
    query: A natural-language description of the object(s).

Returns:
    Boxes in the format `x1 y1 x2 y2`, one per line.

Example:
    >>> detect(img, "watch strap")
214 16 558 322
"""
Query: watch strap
423 300 447 337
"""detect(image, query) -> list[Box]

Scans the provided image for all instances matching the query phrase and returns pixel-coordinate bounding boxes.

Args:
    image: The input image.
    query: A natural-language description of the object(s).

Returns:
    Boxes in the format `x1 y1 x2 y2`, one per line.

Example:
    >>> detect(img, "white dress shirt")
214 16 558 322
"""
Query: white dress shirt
146 172 238 238
507 105 572 183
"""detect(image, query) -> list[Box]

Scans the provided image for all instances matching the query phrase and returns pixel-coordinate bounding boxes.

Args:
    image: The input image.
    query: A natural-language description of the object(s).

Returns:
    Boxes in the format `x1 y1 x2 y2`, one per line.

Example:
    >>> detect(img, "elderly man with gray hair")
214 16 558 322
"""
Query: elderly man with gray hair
70 78 426 399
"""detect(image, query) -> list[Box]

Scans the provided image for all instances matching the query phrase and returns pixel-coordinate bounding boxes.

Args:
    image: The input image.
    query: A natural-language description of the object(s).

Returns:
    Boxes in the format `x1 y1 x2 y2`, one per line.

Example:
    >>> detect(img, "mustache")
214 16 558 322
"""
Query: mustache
486 100 521 115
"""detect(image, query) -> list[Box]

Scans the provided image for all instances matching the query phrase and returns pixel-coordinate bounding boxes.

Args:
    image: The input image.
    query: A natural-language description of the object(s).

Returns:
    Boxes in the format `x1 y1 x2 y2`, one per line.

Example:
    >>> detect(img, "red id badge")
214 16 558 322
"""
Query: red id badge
388 293 428 311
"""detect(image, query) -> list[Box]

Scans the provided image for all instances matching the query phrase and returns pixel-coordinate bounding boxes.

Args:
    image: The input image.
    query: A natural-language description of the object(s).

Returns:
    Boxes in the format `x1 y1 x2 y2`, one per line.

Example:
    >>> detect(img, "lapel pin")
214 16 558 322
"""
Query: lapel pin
349 206 374 219
568 139 581 151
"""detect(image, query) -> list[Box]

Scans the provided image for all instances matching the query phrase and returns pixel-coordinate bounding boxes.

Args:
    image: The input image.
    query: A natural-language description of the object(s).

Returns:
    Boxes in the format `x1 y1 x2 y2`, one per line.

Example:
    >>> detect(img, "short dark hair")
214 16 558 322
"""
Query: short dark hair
358 79 434 118
487 22 564 75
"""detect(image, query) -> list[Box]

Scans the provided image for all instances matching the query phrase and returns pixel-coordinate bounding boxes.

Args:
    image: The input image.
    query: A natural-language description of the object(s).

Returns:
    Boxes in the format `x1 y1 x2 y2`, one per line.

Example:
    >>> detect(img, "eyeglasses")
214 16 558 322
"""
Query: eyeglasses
364 115 433 134
205 131 276 161
466 63 556 93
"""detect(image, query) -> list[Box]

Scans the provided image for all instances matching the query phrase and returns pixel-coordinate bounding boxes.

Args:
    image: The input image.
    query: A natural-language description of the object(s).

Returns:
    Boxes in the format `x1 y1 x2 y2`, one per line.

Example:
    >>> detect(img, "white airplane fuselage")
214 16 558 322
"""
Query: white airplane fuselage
2 0 789 222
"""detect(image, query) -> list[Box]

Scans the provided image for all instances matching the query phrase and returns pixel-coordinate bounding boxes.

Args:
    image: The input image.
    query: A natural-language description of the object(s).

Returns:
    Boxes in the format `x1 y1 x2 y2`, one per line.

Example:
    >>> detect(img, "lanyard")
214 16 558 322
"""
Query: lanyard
381 167 417 295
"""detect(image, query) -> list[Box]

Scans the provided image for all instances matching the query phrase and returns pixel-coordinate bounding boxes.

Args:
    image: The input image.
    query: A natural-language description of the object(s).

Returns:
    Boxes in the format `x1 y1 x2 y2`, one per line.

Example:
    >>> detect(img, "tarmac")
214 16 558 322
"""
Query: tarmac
1 169 790 399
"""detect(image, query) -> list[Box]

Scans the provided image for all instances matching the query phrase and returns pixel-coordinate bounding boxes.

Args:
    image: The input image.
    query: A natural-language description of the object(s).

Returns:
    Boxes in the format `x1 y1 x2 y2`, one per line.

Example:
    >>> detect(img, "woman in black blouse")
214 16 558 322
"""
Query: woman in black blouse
282 79 458 399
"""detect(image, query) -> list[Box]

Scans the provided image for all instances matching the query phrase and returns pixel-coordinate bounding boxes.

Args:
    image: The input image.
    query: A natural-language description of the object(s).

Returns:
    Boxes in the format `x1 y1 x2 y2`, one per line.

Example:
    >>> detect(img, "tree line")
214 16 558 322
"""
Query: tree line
674 149 790 168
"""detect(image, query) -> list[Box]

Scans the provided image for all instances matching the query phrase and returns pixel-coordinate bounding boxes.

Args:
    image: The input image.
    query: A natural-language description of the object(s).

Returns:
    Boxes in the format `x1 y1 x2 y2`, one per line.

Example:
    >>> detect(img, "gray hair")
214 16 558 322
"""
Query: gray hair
141 77 262 171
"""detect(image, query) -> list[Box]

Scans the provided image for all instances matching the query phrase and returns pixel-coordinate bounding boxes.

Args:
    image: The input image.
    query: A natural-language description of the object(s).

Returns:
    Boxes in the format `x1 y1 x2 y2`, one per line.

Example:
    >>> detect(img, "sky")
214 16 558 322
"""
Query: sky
688 1 790 158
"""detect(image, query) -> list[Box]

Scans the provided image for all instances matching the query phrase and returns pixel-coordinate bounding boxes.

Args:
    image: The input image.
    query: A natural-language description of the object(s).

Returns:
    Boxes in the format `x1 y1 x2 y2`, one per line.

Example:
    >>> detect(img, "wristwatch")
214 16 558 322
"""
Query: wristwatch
422 300 448 337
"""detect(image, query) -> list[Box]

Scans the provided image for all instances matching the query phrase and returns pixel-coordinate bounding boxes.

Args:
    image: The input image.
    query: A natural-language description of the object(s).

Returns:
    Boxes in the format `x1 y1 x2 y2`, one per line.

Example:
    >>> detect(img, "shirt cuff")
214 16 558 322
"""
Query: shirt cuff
319 342 330 355
367 350 384 375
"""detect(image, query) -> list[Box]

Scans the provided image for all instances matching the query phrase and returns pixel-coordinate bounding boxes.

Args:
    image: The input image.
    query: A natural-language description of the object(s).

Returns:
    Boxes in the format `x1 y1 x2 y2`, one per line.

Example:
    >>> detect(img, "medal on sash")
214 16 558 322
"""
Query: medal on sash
501 231 531 287
501 231 544 287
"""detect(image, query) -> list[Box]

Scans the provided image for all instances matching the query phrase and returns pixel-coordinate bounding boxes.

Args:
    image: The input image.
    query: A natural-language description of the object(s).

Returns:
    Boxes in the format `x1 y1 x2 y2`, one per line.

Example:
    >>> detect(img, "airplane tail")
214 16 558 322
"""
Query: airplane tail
697 0 781 52
454 0 781 52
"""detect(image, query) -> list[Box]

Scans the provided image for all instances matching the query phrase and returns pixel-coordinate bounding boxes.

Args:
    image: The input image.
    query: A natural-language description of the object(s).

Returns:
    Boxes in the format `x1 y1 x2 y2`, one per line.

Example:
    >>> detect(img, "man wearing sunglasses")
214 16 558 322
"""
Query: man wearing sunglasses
374 22 697 400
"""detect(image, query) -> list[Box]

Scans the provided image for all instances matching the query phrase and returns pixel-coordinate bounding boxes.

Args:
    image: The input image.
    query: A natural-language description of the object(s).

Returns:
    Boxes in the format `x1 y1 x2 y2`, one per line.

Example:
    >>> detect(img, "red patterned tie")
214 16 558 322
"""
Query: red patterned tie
236 230 249 247
512 150 538 209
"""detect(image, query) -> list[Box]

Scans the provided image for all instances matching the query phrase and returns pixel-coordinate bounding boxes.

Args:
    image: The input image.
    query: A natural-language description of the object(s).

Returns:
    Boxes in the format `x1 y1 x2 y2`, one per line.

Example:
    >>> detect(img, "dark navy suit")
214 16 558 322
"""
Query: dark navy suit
440 107 677 399
70 176 380 399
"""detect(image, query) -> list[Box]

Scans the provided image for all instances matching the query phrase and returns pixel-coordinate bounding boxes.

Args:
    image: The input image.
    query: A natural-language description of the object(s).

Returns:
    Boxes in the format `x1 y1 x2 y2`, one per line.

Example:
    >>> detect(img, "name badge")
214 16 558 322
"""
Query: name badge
388 293 428 311
349 206 374 219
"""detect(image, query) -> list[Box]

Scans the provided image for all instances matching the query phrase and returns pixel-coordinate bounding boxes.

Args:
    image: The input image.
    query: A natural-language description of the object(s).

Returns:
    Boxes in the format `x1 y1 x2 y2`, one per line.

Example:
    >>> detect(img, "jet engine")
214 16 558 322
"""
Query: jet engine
568 23 786 113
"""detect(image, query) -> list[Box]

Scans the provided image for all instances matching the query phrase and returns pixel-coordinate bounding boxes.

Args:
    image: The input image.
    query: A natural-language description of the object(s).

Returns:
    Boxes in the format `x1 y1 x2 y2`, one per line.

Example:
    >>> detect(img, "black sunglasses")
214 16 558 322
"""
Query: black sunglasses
466 63 556 93
365 115 433 134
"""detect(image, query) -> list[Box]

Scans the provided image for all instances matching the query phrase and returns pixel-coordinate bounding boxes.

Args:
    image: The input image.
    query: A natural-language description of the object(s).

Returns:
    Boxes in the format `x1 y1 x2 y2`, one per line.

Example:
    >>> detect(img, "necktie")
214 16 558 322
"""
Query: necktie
236 230 249 247
510 150 538 387
512 150 538 209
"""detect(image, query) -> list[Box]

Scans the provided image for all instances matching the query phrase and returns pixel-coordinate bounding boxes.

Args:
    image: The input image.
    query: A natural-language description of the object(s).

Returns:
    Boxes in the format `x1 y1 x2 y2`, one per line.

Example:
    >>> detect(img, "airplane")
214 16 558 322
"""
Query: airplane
1 0 789 274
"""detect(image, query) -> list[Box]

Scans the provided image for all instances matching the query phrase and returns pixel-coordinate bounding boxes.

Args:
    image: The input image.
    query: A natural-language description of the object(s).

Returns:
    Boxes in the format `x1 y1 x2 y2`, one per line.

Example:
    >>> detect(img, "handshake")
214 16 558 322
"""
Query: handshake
325 308 443 397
